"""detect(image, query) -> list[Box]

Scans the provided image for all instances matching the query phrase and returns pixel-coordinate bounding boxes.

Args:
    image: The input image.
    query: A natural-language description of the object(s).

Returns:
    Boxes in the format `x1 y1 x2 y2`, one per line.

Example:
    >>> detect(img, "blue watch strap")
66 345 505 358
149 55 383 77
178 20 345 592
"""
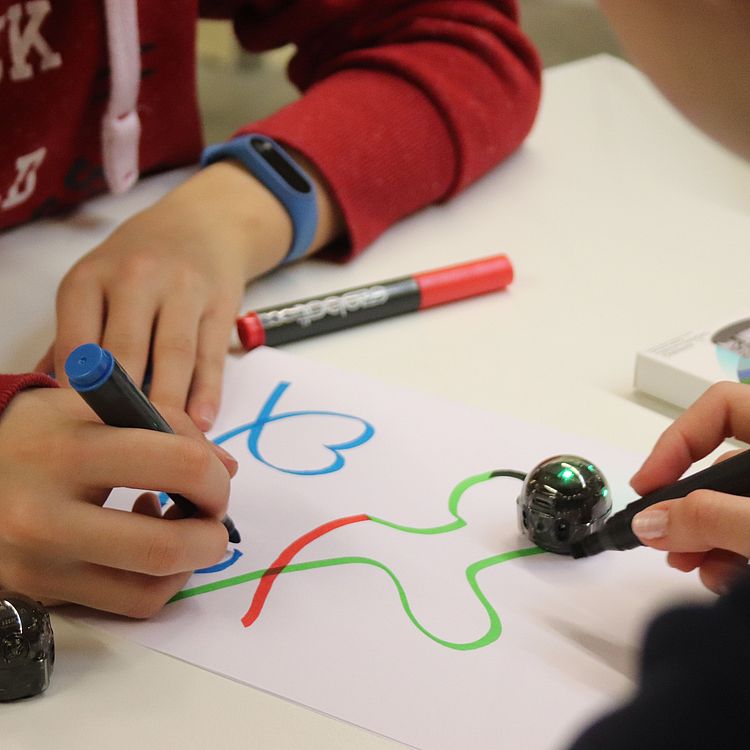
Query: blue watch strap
201 134 318 264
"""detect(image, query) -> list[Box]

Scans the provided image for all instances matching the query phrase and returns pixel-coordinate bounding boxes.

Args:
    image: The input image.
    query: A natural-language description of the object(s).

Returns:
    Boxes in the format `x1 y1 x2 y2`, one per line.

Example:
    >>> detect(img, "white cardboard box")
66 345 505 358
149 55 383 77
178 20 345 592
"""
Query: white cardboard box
634 316 750 409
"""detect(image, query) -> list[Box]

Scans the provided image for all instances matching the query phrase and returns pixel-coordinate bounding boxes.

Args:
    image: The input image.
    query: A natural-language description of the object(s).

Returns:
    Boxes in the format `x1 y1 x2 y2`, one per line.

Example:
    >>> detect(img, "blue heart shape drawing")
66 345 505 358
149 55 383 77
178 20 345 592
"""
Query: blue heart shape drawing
212 381 375 476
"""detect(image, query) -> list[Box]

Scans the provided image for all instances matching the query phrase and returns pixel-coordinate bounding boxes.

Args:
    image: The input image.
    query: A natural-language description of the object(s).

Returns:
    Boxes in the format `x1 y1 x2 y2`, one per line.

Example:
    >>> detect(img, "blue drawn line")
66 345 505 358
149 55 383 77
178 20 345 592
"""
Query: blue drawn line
196 548 244 574
212 381 375 476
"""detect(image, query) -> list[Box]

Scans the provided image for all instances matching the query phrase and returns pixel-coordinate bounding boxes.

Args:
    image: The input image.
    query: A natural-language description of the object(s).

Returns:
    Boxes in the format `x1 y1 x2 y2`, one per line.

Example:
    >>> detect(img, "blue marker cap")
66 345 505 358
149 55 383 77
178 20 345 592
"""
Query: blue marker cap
65 343 115 392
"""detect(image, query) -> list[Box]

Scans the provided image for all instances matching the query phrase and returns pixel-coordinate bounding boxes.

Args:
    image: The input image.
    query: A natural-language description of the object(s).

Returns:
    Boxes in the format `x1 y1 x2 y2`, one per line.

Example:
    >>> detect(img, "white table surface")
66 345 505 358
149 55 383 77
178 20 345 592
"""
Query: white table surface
3 55 750 749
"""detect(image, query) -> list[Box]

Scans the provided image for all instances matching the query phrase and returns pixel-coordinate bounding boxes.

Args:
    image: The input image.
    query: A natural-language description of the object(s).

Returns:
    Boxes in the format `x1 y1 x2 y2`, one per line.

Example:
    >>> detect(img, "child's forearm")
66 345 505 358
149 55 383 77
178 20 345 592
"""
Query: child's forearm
157 155 346 280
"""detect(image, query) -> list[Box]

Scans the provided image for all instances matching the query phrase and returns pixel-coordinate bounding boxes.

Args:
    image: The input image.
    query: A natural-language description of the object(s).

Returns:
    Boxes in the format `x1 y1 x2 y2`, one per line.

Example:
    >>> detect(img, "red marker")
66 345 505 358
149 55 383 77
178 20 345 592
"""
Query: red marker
237 254 513 351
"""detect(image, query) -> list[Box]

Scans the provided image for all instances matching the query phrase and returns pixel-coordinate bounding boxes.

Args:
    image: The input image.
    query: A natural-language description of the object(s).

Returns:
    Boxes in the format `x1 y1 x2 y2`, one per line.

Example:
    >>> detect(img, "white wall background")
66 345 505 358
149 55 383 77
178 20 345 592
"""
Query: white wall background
519 0 622 67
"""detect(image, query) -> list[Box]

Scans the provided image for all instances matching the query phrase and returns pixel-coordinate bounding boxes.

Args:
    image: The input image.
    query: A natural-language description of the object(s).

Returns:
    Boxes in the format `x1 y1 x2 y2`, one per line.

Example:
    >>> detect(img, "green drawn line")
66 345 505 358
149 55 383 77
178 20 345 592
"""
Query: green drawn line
171 470 546 650
173 547 543 650
368 471 491 534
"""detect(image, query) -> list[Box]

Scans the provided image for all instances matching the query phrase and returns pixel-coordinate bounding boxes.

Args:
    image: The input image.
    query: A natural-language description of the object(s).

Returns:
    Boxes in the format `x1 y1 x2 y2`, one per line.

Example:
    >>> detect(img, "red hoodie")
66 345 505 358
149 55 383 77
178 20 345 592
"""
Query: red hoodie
0 0 540 405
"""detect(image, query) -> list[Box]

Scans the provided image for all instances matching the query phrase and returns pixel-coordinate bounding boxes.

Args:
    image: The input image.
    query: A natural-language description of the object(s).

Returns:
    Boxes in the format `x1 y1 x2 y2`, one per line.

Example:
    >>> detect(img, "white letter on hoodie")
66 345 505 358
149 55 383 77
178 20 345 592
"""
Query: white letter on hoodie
0 15 5 84
7 1 62 81
2 147 47 210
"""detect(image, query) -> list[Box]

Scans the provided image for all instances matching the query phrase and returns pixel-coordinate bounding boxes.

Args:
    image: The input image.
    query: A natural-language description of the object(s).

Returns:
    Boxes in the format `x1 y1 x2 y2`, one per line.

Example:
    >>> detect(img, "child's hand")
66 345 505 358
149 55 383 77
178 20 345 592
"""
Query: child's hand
629 382 750 594
47 162 293 430
0 386 238 617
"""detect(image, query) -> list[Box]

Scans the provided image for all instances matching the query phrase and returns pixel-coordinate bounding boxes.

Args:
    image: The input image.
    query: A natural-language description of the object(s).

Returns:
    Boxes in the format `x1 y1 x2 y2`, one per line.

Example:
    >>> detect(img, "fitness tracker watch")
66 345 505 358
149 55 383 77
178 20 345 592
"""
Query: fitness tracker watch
201 134 318 264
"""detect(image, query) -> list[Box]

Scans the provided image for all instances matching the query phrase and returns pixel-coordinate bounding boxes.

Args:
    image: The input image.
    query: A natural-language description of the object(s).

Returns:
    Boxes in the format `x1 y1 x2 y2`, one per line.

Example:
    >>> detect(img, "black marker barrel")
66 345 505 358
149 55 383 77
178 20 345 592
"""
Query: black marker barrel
242 277 420 348
65 343 240 543
571 448 750 558
237 255 514 350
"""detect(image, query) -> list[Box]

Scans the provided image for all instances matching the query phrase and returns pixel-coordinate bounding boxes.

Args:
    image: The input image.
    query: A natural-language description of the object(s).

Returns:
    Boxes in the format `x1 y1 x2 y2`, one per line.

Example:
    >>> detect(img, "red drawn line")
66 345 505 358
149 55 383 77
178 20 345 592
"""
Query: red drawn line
242 514 370 627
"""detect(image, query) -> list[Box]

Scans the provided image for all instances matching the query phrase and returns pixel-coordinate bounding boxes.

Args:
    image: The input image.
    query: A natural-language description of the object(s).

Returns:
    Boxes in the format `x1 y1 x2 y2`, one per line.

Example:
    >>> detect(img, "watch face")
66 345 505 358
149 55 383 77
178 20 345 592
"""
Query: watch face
250 137 311 194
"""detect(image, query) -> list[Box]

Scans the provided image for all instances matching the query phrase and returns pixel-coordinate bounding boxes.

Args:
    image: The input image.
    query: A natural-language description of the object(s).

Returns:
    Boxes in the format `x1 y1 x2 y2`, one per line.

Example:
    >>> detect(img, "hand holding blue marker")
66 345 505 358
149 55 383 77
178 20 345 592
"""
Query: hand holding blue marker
65 343 240 543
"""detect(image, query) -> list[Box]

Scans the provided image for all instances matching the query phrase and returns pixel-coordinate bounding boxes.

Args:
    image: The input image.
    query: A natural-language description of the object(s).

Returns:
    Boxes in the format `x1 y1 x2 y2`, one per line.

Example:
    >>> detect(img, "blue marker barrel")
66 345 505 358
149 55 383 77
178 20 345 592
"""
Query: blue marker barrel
65 344 240 543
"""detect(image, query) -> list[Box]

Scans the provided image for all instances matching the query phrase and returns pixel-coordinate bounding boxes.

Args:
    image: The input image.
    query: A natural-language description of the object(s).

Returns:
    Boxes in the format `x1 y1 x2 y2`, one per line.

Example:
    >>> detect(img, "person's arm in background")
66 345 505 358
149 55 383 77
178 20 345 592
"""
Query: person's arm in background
597 1 750 161
569 383 750 749
569 4 750 746
221 0 541 256
51 0 540 431
569 578 750 749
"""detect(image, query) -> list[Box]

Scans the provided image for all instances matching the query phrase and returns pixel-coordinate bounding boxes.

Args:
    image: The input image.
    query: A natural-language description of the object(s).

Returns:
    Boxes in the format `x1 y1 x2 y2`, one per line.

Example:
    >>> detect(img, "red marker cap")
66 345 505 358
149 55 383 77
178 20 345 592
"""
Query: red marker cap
237 312 266 351
414 254 513 309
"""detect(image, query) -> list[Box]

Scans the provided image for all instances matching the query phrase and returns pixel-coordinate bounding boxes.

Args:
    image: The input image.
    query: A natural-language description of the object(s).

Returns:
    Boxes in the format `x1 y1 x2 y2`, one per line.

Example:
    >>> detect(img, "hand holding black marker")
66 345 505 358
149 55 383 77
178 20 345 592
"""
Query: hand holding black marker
65 343 240 543
571 449 750 558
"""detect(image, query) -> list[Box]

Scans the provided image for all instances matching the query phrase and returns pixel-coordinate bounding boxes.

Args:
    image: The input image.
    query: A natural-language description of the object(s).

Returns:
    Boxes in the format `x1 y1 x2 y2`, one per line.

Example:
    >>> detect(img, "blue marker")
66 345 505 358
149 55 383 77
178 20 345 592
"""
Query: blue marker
65 343 240 544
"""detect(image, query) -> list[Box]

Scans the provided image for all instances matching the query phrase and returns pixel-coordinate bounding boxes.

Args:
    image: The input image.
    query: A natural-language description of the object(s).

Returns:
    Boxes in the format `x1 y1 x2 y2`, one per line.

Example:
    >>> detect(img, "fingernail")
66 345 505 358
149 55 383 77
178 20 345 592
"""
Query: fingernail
214 444 238 469
631 509 669 541
196 405 216 431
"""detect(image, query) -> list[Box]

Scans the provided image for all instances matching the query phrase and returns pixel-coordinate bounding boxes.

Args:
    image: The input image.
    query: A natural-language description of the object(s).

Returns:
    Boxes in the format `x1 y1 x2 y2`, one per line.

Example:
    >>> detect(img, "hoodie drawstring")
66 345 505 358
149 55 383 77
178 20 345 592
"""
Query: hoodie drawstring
101 0 141 194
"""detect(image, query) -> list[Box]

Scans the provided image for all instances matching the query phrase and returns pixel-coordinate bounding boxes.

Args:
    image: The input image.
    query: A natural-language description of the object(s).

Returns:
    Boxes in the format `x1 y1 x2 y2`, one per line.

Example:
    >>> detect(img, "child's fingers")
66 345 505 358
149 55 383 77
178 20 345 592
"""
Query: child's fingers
186 303 237 432
70 422 231 516
667 550 706 572
101 285 159 390
148 293 203 414
54 268 105 385
131 492 163 518
156 404 238 477
72 566 192 618
12 556 193 619
631 491 750 559
631 382 750 495
32 502 228 576
697 548 749 595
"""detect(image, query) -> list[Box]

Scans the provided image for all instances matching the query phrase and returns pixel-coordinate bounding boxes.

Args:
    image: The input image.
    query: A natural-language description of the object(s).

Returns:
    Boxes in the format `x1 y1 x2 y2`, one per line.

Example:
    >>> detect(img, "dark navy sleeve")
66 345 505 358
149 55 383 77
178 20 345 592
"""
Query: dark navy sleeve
569 571 750 750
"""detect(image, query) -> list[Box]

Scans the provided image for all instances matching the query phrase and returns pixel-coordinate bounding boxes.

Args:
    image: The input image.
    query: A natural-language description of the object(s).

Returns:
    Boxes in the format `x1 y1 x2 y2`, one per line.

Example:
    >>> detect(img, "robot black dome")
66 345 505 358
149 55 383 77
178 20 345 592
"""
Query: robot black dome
516 455 612 555
0 591 54 701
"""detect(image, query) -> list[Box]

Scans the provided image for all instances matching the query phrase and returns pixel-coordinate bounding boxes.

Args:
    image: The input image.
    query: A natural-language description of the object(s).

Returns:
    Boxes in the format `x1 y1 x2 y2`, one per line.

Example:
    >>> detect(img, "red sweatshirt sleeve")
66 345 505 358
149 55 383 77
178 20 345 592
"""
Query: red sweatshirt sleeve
200 1 541 258
0 374 58 415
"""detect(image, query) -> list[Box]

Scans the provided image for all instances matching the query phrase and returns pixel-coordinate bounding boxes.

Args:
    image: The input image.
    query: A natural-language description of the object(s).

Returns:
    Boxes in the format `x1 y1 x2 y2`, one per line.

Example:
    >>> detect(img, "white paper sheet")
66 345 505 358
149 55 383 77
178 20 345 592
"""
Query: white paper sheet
73 347 705 750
